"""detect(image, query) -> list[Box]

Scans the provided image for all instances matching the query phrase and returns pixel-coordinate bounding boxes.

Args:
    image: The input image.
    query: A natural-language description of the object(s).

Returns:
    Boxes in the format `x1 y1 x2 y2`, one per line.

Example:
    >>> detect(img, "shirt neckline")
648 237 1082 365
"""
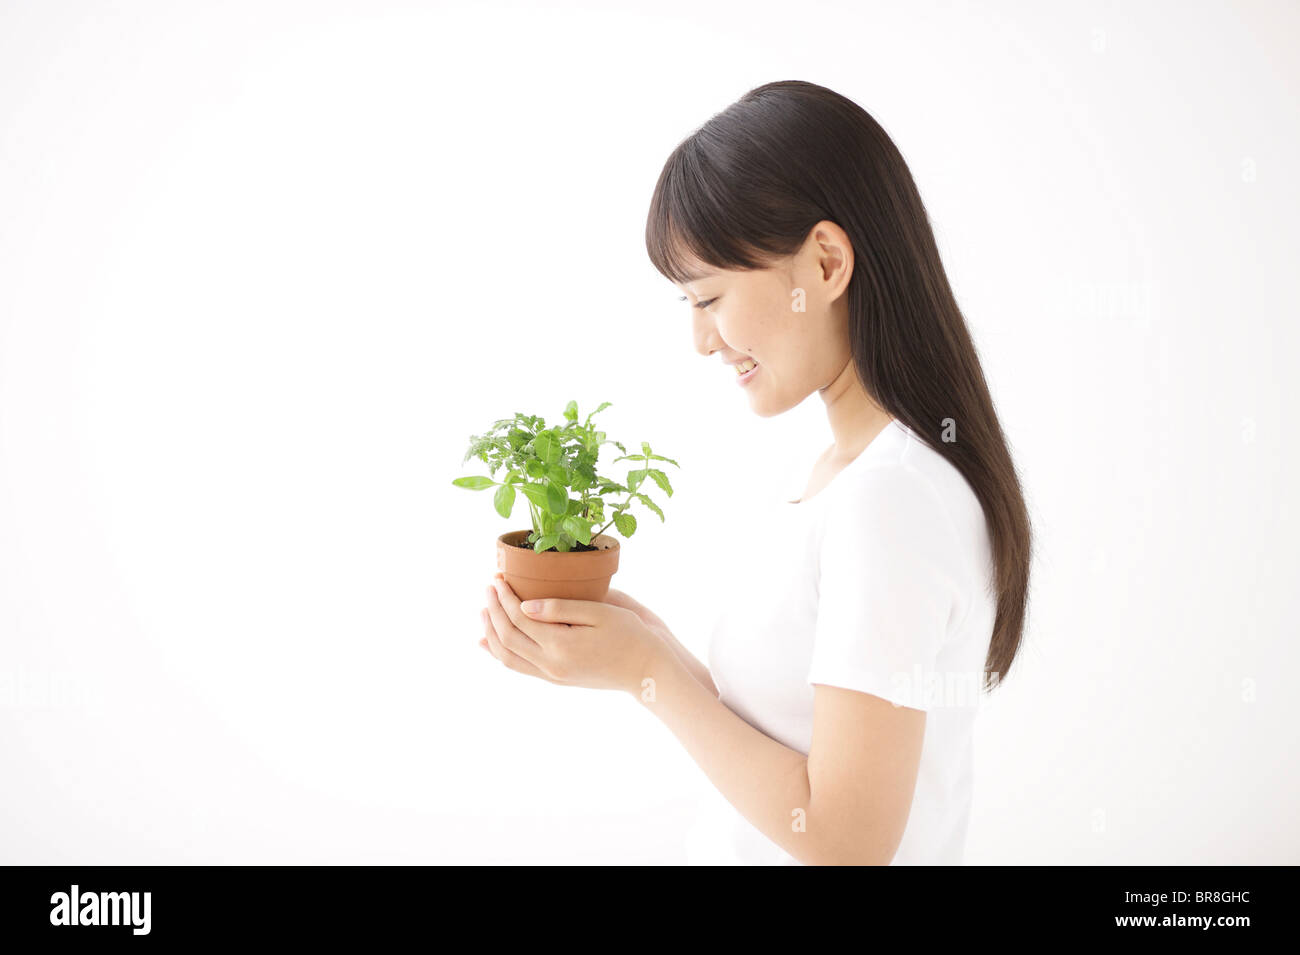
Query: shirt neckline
786 418 905 506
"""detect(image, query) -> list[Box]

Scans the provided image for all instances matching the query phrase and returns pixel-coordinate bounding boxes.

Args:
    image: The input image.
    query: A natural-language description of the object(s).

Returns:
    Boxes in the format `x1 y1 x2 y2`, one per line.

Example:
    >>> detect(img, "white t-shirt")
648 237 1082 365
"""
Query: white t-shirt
683 418 996 865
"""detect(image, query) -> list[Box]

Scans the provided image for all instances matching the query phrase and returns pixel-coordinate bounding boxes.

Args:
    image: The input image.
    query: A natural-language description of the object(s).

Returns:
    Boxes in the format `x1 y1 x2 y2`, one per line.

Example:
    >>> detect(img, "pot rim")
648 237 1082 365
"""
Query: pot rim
497 529 620 554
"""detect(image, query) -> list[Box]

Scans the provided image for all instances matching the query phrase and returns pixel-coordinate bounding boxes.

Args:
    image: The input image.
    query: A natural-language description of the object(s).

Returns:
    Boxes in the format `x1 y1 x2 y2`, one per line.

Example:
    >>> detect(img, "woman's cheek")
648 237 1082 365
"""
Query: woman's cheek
719 314 759 356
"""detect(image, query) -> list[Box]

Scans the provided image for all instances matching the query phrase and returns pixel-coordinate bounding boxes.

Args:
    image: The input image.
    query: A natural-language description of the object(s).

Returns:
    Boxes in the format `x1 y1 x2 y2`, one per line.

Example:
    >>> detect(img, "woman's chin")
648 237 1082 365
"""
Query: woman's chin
746 389 792 418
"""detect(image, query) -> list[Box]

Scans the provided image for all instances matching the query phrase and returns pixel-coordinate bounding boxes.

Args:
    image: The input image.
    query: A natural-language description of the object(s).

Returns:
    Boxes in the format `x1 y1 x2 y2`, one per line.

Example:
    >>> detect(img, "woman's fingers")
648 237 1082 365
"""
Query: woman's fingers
602 587 640 612
513 593 609 627
485 585 553 665
481 608 557 681
603 588 667 633
491 575 600 640
481 609 503 659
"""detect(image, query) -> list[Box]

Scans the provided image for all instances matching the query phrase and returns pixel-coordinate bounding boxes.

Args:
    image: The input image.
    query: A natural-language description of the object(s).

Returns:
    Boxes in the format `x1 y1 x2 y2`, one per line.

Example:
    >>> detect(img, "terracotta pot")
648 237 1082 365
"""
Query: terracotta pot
495 530 620 602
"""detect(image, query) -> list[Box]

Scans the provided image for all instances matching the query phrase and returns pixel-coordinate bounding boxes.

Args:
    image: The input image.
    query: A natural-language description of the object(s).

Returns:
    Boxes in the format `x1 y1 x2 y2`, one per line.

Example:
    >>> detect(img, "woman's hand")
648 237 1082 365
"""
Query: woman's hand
603 587 719 698
479 573 663 694
602 587 672 640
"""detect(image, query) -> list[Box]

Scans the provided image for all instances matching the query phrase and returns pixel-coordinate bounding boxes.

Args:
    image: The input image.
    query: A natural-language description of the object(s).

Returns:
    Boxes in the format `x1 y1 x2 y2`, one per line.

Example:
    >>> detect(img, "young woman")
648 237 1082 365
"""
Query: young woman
478 80 1032 866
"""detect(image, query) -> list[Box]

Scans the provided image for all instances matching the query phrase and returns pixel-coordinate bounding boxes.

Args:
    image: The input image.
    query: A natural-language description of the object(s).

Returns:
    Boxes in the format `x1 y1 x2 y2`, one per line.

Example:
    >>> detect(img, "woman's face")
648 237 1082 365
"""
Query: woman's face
673 224 854 418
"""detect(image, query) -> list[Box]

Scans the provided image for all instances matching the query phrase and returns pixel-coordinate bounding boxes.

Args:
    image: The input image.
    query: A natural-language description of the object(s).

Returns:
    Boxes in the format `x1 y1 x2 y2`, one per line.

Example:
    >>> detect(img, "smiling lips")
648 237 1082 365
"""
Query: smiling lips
733 358 760 386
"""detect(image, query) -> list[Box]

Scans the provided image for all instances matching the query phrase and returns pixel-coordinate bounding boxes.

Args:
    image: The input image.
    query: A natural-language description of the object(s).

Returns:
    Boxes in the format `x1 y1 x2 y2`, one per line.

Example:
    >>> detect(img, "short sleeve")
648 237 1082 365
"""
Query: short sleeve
806 465 959 711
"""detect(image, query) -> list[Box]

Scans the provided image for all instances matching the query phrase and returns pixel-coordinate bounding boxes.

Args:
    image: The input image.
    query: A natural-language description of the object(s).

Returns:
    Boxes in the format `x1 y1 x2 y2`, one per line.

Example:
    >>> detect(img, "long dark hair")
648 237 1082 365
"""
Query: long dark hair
645 80 1031 692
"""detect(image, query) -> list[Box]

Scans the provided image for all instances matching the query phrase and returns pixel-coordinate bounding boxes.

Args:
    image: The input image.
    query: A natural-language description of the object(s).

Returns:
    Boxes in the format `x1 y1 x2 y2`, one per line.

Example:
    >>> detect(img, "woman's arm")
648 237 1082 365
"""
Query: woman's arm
638 640 926 866
481 575 924 865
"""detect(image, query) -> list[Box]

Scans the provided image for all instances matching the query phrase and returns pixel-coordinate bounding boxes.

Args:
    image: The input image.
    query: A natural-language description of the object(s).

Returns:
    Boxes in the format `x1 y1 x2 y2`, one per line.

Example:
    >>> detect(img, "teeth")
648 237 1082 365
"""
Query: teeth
734 359 757 374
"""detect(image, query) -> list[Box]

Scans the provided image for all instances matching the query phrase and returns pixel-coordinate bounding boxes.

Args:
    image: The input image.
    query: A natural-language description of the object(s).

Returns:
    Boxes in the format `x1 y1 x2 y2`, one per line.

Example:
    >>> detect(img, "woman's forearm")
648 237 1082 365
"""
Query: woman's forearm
656 629 719 696
634 642 845 865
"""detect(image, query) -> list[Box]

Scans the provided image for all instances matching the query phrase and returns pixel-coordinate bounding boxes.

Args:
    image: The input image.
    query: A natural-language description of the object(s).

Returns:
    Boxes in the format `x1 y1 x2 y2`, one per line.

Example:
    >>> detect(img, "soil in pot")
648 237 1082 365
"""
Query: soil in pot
508 538 601 553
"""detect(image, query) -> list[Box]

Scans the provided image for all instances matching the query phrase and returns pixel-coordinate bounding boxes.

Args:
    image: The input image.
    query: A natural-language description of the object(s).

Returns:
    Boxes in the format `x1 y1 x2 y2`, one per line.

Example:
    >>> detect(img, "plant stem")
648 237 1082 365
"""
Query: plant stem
593 452 649 538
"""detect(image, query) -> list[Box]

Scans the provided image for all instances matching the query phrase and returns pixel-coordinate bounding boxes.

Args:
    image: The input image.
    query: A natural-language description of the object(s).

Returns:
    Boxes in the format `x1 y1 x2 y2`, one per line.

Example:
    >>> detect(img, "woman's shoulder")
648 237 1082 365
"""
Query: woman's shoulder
823 424 989 572
823 423 945 513
822 459 955 547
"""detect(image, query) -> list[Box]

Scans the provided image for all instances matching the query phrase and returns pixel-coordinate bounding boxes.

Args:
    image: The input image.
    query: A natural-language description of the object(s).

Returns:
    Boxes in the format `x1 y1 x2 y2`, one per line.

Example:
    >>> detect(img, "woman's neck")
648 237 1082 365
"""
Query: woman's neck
818 357 894 458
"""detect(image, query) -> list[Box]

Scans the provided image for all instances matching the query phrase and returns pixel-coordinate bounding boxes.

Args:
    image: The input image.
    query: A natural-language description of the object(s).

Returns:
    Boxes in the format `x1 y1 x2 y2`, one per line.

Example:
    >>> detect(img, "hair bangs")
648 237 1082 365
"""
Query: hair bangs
645 138 773 285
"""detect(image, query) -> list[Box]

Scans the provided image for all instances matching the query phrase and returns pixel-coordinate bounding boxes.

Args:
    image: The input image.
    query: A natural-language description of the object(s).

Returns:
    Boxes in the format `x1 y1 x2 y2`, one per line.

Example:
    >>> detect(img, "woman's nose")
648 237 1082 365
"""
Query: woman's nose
692 311 723 358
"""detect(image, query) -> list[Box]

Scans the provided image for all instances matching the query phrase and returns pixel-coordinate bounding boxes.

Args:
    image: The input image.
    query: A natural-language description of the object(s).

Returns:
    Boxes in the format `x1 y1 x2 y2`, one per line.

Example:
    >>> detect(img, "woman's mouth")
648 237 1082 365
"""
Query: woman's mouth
734 358 759 385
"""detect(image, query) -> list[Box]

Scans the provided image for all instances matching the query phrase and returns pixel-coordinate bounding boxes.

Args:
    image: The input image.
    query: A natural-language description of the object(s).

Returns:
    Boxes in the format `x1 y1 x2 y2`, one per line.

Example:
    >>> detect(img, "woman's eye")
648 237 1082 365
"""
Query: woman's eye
694 297 718 310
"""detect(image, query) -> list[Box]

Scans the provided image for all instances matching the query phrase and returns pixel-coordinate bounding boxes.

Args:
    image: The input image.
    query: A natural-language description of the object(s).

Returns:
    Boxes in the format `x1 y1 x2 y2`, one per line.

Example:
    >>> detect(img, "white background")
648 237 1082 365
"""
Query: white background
1 0 1296 864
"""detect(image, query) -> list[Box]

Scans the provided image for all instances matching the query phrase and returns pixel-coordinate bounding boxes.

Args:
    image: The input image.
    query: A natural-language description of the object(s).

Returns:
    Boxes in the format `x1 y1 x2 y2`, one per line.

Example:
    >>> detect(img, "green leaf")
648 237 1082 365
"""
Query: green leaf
520 483 550 510
613 512 637 537
635 493 664 521
452 475 495 490
570 466 593 492
647 469 673 497
626 468 646 491
545 480 568 515
534 533 560 552
648 453 680 467
462 435 502 465
562 515 592 545
493 483 516 518
585 401 612 424
532 432 556 464
564 400 578 421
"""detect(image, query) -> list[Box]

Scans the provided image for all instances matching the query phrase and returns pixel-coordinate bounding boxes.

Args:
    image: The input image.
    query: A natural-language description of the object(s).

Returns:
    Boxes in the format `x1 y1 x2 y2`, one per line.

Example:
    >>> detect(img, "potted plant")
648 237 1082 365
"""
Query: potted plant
452 400 679 602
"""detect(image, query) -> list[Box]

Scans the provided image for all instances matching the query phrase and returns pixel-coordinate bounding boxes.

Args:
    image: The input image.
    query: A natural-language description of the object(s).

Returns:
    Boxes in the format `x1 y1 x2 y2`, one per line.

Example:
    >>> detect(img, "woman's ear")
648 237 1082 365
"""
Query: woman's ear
811 220 853 299
792 220 853 309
